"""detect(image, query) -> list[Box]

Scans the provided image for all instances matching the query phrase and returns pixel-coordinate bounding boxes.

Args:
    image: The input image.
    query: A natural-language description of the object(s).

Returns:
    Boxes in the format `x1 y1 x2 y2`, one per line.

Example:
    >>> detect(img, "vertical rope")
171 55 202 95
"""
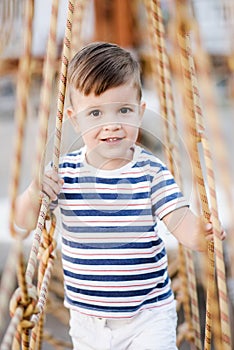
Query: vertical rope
179 248 191 323
33 0 59 196
185 249 203 347
145 1 202 348
27 0 75 343
0 246 17 337
25 0 74 289
177 25 231 349
177 27 221 349
53 0 75 172
0 0 17 54
71 0 86 57
185 26 232 350
1 1 75 349
2 1 33 348
147 0 174 171
9 0 34 238
193 33 234 282
28 0 59 345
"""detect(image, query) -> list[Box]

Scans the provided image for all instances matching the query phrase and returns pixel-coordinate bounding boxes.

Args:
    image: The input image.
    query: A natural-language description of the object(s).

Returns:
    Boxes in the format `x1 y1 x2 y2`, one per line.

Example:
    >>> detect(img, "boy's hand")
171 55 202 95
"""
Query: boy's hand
41 169 64 201
204 222 226 242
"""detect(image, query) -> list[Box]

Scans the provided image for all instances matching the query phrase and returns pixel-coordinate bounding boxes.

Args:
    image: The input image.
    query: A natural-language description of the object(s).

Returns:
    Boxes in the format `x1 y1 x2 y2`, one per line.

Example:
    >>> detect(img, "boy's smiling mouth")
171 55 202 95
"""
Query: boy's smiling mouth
101 137 123 143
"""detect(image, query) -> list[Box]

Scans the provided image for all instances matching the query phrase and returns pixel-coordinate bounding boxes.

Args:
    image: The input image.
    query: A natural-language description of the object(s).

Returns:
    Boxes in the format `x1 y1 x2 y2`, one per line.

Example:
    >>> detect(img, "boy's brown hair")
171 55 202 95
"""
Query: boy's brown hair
67 42 142 102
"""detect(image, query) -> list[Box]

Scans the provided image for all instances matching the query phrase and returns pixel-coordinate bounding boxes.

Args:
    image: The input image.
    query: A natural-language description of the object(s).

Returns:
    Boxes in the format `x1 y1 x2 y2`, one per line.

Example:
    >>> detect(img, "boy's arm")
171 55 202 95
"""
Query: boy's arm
15 170 64 231
162 206 226 252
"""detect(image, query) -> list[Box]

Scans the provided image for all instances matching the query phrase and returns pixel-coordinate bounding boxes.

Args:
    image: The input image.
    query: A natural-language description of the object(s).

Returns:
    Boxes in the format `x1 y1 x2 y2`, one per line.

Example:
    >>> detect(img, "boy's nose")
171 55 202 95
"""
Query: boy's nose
102 122 121 131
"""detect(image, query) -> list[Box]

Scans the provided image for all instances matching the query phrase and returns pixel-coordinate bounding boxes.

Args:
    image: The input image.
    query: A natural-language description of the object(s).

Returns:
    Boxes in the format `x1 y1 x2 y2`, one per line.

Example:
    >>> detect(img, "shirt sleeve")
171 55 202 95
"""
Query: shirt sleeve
151 162 189 220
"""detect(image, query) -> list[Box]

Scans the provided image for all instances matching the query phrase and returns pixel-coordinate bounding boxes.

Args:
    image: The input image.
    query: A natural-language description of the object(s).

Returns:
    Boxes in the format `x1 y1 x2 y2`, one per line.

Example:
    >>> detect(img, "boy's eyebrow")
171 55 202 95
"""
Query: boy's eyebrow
88 102 138 108
83 102 137 111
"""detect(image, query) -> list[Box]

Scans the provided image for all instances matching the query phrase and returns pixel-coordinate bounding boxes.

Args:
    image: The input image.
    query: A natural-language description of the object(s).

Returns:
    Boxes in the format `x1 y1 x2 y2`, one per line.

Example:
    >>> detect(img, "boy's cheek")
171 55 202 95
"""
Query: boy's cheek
70 117 80 133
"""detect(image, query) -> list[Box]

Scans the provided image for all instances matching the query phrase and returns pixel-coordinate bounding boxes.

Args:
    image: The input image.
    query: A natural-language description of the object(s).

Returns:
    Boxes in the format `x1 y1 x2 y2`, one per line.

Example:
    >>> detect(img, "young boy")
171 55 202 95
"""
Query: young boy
15 42 223 350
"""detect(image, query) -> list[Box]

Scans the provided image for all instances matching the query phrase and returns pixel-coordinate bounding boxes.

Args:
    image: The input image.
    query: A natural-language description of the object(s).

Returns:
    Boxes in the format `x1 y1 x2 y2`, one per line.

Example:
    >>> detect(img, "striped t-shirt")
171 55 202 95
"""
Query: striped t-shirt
53 145 188 318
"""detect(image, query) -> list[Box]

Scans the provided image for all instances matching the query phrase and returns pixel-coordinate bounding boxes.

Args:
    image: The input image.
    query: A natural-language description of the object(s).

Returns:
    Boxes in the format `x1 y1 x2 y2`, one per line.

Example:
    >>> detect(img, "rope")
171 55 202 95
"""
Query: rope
1 1 34 347
192 28 234 283
52 0 75 172
0 0 18 54
145 1 202 348
26 0 60 343
0 244 18 337
33 0 59 198
9 0 34 238
1 1 75 349
176 26 220 350
175 2 232 346
186 13 232 350
71 0 86 57
171 2 218 347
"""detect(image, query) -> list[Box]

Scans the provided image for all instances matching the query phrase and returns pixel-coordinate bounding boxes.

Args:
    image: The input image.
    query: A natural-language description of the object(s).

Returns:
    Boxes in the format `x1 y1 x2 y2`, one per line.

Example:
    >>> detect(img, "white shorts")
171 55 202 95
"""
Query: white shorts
69 304 178 350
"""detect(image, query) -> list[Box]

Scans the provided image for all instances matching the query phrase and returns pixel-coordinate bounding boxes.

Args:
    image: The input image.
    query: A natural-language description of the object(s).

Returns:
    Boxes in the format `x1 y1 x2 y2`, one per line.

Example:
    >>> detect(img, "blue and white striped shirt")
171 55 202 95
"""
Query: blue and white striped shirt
53 145 188 318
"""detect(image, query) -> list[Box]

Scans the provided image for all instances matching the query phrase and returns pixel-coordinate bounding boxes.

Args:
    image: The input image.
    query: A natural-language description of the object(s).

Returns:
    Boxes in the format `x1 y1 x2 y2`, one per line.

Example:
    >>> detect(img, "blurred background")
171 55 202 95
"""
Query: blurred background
0 0 234 349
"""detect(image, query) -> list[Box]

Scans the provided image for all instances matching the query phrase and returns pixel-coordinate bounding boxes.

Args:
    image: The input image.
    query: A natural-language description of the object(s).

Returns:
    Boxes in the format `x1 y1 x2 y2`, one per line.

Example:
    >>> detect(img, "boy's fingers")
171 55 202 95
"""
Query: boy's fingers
42 183 58 201
45 169 63 182
204 222 226 241
41 172 64 201
204 222 213 233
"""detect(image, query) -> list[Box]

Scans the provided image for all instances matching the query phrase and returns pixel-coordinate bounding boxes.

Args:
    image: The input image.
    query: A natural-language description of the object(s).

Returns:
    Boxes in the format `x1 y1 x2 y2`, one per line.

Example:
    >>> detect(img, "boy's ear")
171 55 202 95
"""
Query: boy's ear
67 107 79 132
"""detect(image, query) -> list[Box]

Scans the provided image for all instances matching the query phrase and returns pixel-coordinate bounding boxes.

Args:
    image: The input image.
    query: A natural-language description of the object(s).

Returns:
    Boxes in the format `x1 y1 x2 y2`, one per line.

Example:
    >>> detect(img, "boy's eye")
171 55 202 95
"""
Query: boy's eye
90 109 101 117
120 107 131 114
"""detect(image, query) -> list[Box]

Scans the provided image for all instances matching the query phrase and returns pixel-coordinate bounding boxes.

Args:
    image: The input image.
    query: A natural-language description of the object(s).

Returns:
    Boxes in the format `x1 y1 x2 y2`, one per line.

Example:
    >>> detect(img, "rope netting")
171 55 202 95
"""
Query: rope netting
145 1 202 348
0 0 20 54
145 0 233 349
175 5 231 350
0 0 76 348
0 0 233 349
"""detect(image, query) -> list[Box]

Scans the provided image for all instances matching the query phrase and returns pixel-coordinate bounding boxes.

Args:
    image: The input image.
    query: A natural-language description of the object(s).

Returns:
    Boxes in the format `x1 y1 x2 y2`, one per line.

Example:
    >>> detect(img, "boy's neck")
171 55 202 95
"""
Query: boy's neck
85 146 135 170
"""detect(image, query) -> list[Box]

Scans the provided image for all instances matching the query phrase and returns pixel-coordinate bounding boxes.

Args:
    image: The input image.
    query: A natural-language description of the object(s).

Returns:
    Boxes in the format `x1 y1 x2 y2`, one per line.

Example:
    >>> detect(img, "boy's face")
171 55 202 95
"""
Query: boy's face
67 82 145 170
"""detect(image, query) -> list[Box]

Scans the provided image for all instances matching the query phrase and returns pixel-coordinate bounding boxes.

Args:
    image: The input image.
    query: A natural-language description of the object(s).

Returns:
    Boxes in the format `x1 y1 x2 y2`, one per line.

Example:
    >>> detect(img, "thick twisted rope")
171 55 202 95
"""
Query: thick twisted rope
71 0 86 57
52 1 74 172
176 6 232 347
1 1 34 348
9 0 33 238
0 0 18 54
193 34 234 282
145 1 202 348
24 3 60 346
173 2 220 347
33 0 59 198
1 1 75 349
177 26 220 350
4 0 59 347
181 5 232 346
146 0 174 171
25 0 74 310
0 244 18 337
29 213 57 349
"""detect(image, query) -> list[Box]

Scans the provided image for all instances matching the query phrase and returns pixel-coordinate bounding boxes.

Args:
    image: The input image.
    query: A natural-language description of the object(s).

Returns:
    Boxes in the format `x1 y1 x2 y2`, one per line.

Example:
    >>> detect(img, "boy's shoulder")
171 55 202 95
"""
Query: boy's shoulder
136 146 166 171
59 146 85 168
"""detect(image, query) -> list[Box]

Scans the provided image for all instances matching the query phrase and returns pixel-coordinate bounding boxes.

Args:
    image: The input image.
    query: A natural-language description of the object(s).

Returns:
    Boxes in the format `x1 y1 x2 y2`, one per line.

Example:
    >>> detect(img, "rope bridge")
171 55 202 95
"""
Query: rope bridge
0 0 233 349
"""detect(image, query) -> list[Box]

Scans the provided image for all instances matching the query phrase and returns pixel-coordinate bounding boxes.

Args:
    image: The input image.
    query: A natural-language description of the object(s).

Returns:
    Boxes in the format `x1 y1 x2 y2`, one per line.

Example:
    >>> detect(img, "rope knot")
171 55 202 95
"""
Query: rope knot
9 285 39 330
39 212 57 256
